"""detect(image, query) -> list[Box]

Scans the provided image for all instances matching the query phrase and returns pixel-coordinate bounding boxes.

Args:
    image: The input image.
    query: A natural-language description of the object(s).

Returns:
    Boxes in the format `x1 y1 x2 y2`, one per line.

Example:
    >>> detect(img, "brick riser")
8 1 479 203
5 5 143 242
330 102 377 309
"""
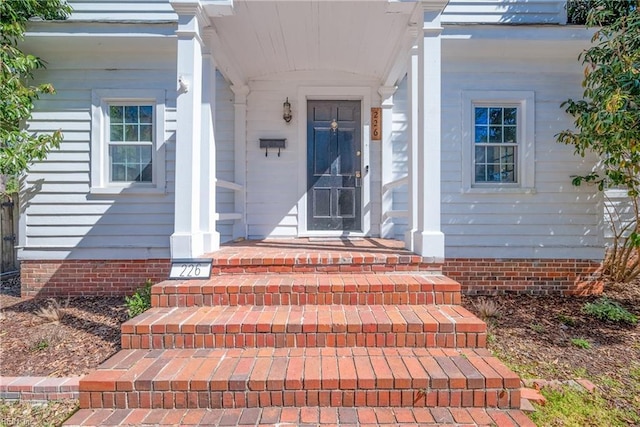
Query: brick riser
79 348 520 410
212 263 442 275
151 274 460 308
120 305 486 350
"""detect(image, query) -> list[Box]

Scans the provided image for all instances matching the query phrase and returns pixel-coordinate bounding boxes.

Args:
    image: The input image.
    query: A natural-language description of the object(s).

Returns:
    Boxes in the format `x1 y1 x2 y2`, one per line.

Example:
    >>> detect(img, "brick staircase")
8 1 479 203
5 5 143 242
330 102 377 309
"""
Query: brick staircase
65 239 532 426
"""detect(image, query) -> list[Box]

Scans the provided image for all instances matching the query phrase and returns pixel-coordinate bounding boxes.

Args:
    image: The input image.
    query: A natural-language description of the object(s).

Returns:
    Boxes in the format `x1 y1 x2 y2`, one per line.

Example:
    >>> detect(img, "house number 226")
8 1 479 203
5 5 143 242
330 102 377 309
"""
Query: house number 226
371 108 381 141
169 259 212 279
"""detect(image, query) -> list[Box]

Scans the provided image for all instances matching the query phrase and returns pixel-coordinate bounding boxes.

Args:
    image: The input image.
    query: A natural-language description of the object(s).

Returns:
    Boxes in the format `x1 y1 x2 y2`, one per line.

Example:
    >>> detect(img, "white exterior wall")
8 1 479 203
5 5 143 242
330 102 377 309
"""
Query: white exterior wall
19 34 235 260
66 0 177 21
390 34 604 259
442 0 567 24
244 72 381 239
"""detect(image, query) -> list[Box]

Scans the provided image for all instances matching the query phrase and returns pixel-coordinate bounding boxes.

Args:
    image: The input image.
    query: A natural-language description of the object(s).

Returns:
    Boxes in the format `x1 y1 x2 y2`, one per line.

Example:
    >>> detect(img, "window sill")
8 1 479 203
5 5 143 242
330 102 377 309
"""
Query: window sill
90 185 165 196
462 186 536 195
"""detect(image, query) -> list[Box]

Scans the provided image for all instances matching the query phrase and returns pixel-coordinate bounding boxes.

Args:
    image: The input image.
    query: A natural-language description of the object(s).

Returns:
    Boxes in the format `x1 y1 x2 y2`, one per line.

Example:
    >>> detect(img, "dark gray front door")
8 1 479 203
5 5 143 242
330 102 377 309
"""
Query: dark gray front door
307 100 362 231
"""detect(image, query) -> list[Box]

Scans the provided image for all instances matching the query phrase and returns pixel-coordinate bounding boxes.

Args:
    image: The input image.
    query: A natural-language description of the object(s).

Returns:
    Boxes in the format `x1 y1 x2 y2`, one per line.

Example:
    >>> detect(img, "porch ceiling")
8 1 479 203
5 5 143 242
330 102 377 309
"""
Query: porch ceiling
205 0 423 86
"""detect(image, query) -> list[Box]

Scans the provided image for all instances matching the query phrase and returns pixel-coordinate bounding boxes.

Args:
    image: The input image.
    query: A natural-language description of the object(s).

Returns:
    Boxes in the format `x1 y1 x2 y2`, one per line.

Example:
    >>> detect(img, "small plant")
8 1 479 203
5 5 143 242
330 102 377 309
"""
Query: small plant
571 338 592 349
31 339 49 351
474 297 501 320
530 323 546 333
558 314 577 327
125 279 153 318
582 297 638 325
35 298 66 324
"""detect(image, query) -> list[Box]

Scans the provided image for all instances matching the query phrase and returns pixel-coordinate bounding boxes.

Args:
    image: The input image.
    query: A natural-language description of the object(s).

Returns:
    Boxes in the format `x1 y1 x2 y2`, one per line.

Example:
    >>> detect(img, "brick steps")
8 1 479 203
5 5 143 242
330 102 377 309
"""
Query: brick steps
121 304 486 350
79 348 520 410
64 406 536 426
151 274 460 307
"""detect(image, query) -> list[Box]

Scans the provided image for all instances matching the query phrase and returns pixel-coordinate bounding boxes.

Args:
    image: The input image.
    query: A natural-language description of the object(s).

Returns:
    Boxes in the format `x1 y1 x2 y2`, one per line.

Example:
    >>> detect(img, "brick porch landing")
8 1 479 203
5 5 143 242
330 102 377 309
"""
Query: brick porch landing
70 238 530 426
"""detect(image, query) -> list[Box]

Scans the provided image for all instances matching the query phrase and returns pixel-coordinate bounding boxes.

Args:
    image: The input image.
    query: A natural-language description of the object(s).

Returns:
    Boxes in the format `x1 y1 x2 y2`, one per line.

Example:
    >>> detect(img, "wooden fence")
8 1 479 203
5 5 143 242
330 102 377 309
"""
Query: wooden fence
1 193 19 274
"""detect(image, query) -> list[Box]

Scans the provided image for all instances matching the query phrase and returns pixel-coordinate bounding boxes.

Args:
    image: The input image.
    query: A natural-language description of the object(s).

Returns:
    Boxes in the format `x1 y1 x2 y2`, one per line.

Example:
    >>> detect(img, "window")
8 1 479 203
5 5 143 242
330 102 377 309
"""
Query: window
462 91 535 193
473 106 518 184
91 90 165 194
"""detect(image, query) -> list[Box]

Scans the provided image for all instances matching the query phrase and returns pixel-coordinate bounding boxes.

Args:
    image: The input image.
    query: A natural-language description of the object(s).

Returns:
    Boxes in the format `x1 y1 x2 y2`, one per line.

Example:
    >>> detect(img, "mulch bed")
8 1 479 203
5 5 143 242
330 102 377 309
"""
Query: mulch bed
0 275 128 377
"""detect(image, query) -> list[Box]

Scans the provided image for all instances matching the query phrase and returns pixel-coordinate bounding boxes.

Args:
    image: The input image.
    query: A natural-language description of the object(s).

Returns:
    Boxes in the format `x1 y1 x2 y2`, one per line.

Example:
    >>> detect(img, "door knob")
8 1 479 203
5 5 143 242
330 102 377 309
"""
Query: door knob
355 171 361 178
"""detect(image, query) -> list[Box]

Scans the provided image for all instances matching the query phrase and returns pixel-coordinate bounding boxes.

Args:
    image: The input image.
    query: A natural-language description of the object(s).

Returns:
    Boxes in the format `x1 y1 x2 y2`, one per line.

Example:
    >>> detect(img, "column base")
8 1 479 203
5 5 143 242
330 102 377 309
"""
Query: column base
202 231 221 254
410 230 445 262
170 232 205 259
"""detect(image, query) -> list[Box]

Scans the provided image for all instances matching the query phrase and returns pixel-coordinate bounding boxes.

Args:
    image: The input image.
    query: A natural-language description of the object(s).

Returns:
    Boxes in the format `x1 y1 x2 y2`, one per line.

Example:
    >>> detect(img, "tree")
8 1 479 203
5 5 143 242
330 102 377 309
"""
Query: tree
0 0 72 195
557 0 640 282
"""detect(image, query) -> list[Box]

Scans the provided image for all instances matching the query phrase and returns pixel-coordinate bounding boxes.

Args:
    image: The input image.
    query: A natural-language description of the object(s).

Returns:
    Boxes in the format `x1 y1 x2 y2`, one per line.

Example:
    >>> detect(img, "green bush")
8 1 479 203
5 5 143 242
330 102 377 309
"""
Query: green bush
125 279 153 318
583 297 638 325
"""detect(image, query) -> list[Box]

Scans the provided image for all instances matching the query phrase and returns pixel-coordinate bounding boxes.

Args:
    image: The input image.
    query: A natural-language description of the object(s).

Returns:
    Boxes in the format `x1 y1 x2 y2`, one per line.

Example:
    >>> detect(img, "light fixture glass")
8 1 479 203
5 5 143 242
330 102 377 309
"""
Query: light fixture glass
283 97 292 123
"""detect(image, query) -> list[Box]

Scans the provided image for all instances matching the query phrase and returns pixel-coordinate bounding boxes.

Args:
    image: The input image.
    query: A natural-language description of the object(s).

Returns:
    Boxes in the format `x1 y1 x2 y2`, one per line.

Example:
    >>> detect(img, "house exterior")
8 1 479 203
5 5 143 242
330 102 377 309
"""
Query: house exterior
18 0 603 297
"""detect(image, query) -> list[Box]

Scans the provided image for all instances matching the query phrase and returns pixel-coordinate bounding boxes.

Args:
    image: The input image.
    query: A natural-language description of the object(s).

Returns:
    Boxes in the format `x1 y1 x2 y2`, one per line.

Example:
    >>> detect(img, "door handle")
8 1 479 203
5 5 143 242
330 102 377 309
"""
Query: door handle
355 171 361 178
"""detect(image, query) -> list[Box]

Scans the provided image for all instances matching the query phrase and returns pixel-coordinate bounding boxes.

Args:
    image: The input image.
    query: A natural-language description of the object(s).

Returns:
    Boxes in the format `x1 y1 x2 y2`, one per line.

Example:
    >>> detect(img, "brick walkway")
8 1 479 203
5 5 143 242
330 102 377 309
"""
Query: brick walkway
66 406 536 426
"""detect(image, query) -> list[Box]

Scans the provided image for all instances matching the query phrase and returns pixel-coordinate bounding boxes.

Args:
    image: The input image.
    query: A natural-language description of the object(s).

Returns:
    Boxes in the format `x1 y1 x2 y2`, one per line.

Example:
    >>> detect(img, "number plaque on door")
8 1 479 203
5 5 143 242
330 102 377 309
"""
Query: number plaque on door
371 107 381 141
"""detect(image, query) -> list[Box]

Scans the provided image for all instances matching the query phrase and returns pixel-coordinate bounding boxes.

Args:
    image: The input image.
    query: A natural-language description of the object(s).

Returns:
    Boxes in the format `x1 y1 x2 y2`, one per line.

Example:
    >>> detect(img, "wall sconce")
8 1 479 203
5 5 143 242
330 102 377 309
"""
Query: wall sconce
283 97 292 123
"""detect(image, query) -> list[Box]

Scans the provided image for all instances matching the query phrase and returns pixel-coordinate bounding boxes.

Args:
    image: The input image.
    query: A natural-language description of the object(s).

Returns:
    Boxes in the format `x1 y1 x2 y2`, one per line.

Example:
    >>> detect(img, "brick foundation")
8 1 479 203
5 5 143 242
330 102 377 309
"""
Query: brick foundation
19 257 603 298
443 258 603 296
20 259 171 298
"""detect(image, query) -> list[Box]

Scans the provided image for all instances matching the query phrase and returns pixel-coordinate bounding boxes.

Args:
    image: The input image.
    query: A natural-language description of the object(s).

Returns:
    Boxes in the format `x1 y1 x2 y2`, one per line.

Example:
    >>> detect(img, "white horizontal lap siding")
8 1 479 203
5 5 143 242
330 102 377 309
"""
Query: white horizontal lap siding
438 44 603 260
245 82 300 239
67 0 177 21
442 0 566 24
215 72 235 243
20 44 177 260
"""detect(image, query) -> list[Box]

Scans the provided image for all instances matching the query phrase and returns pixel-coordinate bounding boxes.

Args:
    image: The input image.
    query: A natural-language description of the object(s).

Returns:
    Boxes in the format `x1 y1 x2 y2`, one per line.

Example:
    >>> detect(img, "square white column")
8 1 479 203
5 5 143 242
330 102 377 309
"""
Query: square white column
379 86 397 239
410 9 445 261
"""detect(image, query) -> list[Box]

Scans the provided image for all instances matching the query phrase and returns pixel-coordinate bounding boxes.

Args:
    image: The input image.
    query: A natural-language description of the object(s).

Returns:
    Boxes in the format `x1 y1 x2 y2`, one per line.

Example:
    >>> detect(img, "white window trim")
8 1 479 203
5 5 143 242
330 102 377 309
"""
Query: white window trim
91 89 166 195
461 90 535 194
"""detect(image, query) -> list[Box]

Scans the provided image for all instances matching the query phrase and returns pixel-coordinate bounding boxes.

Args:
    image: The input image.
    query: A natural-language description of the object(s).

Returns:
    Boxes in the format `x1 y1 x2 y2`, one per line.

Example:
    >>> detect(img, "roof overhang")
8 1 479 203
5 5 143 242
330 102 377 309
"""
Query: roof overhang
200 0 433 87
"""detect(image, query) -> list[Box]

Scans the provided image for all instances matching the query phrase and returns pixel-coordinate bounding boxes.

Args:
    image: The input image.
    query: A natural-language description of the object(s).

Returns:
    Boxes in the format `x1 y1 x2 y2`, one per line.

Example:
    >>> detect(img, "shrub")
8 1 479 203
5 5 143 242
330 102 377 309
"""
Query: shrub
474 298 501 321
35 298 66 323
125 279 153 318
582 297 638 325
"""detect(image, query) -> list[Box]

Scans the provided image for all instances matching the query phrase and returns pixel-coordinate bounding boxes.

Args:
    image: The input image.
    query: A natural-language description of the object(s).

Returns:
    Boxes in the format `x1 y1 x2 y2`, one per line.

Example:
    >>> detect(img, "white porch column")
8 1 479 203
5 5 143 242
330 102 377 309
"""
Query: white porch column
411 8 445 260
170 1 211 258
199 40 220 253
231 84 249 240
404 43 419 252
379 86 396 239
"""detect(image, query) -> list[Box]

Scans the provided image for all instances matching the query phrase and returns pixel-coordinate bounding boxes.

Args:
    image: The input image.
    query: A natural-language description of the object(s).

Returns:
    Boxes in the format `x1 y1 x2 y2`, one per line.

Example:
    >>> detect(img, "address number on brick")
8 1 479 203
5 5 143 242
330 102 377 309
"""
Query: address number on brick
169 259 212 280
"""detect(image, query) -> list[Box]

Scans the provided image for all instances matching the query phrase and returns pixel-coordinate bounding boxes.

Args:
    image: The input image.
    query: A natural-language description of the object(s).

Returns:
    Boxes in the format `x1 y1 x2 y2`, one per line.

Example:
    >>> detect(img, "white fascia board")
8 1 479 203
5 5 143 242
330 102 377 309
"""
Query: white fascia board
442 24 595 42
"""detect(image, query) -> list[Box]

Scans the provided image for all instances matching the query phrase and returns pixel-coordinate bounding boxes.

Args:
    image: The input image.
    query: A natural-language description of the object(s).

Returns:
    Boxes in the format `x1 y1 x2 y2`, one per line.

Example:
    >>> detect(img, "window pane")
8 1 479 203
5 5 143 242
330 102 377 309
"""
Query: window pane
489 108 503 125
489 126 502 143
139 106 153 123
504 108 517 125
475 146 486 163
475 126 488 143
125 106 138 123
475 165 487 182
487 165 502 182
110 125 123 142
502 146 515 164
139 125 153 142
486 146 500 163
125 125 138 142
109 145 152 183
110 106 123 123
504 126 517 143
474 107 488 125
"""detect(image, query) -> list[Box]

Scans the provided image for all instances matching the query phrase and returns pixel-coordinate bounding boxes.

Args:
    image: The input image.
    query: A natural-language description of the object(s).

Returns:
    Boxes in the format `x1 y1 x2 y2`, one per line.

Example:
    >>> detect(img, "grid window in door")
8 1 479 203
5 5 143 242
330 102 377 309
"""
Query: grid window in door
108 105 153 183
473 106 518 184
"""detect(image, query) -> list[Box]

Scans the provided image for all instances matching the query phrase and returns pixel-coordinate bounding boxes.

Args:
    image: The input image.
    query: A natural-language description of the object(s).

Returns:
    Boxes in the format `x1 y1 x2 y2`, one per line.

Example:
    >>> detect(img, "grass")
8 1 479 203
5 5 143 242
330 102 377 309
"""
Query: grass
530 385 640 427
0 399 78 427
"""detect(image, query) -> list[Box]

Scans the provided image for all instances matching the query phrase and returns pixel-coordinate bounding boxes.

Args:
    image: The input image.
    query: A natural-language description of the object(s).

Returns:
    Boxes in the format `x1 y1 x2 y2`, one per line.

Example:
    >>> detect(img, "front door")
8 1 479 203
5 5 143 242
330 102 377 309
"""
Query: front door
307 100 362 231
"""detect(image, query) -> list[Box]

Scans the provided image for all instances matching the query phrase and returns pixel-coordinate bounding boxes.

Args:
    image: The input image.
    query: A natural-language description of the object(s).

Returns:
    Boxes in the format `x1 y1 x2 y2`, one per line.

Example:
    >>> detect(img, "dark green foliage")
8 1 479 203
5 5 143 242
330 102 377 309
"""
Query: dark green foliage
582 297 638 325
125 279 153 318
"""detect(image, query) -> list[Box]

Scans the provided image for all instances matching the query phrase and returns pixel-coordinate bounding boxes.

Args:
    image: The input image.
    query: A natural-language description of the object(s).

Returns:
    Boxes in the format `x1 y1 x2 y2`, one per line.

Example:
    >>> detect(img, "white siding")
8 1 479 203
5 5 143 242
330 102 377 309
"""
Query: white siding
215 73 236 243
442 0 567 25
20 40 235 259
244 72 380 239
67 0 177 21
389 36 603 260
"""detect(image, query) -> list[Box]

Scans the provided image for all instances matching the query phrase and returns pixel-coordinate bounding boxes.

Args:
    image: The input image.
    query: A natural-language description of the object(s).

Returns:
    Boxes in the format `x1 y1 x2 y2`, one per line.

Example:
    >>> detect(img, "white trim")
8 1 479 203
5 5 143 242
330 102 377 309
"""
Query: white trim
296 86 372 237
90 89 166 195
461 90 535 194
